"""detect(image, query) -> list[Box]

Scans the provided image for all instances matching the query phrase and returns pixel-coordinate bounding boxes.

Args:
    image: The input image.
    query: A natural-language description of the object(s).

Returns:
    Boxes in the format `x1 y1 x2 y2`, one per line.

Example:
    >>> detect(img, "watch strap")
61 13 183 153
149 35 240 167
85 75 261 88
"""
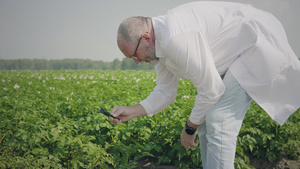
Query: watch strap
185 121 197 135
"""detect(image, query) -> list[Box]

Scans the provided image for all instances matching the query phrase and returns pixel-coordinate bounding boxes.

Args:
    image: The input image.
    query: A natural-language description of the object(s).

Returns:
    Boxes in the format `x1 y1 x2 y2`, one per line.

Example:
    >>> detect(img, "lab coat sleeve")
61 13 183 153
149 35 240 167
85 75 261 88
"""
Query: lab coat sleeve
139 61 179 116
164 31 226 125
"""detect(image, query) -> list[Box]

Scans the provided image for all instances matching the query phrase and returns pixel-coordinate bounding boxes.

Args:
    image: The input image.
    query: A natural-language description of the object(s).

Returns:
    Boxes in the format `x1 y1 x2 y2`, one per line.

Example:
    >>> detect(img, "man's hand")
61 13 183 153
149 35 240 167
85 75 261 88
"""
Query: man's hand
181 120 199 149
109 104 147 125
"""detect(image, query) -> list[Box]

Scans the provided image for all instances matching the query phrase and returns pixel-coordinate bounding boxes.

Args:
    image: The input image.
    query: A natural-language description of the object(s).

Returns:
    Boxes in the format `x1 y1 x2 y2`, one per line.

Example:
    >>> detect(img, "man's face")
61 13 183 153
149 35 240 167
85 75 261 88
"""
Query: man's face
118 34 158 64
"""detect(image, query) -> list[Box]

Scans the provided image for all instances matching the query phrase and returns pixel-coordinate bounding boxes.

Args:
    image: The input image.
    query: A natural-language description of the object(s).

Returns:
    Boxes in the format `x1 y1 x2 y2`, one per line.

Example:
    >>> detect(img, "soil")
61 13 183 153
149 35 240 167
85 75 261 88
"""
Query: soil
134 157 300 169
248 156 300 169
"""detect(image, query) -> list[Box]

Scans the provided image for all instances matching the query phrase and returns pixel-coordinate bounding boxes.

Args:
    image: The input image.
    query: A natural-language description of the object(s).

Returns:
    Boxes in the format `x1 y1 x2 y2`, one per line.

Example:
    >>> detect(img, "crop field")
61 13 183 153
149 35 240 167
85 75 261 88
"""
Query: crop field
0 70 299 168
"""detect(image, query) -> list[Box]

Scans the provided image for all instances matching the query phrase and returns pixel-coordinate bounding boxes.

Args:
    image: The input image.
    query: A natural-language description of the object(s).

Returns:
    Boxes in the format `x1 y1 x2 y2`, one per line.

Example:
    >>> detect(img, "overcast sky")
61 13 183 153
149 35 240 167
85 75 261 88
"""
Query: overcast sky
0 0 299 62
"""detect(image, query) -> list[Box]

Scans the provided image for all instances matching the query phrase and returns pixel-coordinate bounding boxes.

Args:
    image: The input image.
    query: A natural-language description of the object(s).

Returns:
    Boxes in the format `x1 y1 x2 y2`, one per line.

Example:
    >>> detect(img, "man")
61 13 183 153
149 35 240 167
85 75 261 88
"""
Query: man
110 1 300 168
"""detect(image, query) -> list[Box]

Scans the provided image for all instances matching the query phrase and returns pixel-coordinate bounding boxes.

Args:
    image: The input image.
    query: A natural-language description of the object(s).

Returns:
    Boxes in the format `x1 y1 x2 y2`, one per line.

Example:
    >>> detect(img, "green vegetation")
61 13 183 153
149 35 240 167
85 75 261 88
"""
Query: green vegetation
0 70 299 168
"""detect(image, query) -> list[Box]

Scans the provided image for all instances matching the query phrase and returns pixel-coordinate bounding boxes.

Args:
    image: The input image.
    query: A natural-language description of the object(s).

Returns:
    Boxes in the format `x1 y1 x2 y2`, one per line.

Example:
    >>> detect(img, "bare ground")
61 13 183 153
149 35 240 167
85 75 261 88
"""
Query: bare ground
248 156 300 169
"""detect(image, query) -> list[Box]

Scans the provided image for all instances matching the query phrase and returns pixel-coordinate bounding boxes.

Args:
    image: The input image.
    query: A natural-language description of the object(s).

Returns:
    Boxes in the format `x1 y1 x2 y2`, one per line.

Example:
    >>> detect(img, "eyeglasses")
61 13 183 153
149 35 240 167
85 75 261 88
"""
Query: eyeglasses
129 36 142 60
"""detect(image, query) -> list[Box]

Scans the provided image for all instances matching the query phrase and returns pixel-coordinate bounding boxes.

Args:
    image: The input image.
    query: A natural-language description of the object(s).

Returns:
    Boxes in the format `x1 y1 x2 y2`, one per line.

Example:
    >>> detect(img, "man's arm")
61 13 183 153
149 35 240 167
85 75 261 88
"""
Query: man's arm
139 61 179 116
110 61 178 124
164 31 225 149
165 31 225 125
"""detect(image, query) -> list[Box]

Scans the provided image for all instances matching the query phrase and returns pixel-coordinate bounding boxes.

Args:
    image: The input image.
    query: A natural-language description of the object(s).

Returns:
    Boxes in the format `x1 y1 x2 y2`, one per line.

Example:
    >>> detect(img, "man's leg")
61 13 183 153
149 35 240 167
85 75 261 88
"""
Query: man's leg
198 69 252 169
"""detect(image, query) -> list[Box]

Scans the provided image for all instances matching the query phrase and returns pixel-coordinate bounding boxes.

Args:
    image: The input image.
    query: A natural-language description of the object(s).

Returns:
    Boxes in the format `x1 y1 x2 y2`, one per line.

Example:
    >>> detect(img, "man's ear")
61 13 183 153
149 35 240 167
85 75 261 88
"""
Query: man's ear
142 33 151 41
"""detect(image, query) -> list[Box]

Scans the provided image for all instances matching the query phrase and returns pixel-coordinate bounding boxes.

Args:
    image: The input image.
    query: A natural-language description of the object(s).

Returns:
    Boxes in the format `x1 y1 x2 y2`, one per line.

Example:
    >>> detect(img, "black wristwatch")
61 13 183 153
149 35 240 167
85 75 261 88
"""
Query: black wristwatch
185 122 197 135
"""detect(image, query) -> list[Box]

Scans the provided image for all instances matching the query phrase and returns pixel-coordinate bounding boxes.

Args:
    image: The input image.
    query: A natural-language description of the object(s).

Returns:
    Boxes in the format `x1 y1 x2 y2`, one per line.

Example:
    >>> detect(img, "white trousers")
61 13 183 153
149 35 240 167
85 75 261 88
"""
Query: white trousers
198 69 252 169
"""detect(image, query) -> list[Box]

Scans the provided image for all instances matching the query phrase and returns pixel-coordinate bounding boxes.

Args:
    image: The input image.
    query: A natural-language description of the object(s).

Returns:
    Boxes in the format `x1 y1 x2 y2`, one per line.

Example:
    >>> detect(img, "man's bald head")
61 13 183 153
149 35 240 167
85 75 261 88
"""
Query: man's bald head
117 16 158 64
117 16 150 47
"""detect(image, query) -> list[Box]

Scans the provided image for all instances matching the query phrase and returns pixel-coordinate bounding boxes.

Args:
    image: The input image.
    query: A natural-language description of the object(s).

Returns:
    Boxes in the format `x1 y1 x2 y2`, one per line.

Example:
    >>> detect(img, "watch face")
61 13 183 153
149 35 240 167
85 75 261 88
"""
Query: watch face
185 122 196 135
185 128 195 135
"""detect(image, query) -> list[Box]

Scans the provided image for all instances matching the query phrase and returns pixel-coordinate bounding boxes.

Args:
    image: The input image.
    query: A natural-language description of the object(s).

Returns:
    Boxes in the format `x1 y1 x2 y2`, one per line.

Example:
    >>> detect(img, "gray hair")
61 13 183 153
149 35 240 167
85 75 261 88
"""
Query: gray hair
117 16 150 44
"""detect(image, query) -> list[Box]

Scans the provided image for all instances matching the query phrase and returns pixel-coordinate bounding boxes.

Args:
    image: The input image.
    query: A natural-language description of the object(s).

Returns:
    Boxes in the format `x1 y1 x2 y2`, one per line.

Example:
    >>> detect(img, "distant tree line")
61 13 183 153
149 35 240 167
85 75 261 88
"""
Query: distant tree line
0 58 154 70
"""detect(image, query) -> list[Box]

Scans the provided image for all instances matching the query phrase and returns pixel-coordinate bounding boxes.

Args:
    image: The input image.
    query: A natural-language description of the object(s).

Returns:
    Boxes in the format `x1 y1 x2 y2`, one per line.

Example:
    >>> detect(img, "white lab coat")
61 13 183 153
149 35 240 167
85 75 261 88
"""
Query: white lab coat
139 1 300 125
